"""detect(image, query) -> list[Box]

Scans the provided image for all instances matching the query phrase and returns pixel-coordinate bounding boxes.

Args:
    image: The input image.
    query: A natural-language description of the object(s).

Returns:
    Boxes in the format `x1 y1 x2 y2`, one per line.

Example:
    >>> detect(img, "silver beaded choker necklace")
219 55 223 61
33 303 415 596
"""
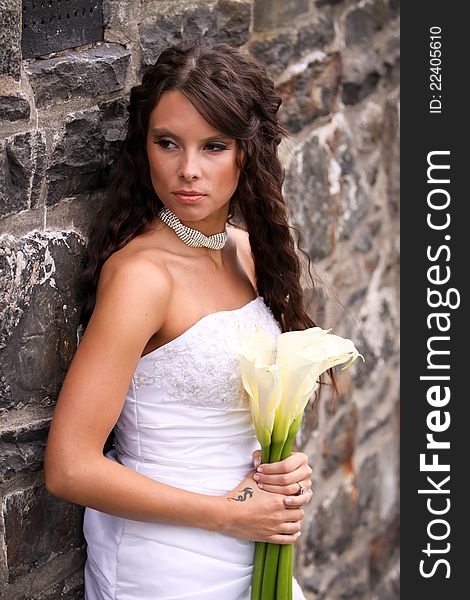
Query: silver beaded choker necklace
158 206 228 250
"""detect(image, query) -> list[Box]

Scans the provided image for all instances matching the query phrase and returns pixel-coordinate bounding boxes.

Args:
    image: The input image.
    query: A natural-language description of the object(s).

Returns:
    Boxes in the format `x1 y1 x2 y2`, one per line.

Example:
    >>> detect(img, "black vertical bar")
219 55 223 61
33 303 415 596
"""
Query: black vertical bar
401 3 466 597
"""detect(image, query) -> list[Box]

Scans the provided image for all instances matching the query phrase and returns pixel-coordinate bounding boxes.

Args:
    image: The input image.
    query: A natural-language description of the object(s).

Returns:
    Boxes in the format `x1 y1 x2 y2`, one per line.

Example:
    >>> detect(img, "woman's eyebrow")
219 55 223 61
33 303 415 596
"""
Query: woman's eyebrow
150 128 233 142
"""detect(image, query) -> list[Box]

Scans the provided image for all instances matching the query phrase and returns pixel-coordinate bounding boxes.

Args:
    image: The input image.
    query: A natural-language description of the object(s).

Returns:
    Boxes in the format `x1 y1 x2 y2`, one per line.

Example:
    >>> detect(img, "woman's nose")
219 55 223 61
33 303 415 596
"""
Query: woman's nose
178 150 201 181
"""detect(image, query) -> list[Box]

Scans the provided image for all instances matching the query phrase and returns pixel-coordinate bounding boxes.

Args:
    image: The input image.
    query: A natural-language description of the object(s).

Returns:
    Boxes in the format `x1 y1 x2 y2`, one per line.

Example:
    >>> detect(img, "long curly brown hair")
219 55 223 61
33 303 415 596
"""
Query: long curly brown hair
79 40 336 396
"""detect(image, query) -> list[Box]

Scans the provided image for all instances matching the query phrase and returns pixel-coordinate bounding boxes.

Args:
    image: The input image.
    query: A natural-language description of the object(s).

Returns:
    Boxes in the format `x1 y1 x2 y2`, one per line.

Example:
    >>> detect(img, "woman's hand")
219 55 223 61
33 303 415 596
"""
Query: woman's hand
222 471 309 544
251 450 314 505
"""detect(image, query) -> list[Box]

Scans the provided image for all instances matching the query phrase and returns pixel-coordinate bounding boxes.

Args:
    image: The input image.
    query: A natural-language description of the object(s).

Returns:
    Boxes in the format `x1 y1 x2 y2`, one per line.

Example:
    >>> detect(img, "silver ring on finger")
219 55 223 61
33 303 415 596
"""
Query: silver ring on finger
296 482 307 495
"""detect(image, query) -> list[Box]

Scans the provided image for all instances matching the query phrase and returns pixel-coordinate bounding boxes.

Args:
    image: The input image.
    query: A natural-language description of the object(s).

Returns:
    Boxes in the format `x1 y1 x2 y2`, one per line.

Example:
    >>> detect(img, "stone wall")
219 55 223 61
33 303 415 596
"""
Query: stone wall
0 1 400 598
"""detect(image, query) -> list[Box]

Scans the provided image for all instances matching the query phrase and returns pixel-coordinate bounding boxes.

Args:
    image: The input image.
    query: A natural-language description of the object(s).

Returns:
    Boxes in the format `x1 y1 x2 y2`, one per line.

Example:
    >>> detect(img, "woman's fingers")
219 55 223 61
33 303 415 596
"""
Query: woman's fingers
267 531 302 545
254 451 313 494
264 507 304 543
284 489 314 508
254 471 313 494
280 506 304 522
254 469 312 489
256 482 313 498
252 449 262 468
257 451 307 475
279 521 302 535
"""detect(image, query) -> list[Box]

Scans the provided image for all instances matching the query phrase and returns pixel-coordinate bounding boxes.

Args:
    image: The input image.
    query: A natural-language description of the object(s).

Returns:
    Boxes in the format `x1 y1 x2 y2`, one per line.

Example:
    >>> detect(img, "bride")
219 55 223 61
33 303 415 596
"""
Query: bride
44 41 326 599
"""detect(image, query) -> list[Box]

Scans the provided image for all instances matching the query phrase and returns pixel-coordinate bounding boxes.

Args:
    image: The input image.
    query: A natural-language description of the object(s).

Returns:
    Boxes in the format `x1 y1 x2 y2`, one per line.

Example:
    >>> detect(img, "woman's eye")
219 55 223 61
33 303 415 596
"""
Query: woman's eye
154 140 229 152
206 143 229 152
156 139 177 150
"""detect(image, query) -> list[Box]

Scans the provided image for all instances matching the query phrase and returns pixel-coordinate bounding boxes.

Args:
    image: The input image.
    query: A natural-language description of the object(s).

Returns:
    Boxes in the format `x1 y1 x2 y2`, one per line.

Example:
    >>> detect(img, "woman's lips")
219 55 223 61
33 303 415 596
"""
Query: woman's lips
172 193 206 204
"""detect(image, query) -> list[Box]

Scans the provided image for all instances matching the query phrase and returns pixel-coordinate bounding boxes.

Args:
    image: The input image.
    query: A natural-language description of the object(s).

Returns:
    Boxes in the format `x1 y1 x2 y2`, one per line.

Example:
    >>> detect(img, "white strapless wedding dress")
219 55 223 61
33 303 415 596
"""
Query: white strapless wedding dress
83 296 306 599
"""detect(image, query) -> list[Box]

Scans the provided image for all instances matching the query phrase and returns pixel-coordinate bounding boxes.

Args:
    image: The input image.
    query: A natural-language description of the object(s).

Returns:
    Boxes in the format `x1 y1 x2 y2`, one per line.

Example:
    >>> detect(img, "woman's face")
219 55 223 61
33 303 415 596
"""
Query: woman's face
146 90 241 227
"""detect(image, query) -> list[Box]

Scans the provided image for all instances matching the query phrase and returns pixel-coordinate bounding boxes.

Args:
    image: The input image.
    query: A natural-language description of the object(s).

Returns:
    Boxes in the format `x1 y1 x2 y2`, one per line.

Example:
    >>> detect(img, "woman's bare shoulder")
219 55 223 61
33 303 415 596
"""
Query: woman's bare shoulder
227 224 257 290
227 223 252 254
95 245 173 334
99 243 171 296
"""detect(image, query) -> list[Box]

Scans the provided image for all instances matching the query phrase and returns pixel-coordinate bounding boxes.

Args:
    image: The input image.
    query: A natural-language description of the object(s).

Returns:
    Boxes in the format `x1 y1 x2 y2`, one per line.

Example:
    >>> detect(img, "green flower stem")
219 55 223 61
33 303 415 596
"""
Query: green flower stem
280 414 302 459
276 544 293 599
251 444 271 600
288 544 293 600
261 543 280 600
268 438 285 463
279 428 295 461
260 436 284 599
257 415 304 599
261 431 292 599
251 542 267 600
261 444 271 464
272 414 302 599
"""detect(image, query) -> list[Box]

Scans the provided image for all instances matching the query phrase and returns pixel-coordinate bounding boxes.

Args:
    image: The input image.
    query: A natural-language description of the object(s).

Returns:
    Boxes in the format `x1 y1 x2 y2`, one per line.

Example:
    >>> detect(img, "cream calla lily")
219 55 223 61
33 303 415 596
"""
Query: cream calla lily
269 354 315 450
240 358 282 449
240 326 277 364
280 328 362 420
240 325 362 460
241 324 363 600
239 327 281 450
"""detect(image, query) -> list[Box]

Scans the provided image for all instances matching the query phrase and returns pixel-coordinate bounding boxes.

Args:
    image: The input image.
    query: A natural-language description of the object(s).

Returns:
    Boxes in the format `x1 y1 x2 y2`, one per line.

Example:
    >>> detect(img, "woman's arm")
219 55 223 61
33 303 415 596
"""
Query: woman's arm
44 254 307 544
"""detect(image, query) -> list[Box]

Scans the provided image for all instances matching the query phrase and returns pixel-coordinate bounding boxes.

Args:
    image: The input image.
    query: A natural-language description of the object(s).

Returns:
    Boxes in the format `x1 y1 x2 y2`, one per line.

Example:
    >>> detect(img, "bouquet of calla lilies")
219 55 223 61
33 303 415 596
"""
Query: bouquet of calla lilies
239 326 362 600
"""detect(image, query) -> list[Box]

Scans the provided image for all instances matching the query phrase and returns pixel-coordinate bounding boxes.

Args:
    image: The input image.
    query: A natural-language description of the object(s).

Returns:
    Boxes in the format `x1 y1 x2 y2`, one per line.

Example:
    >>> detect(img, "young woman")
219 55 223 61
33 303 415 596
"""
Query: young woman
44 41 322 599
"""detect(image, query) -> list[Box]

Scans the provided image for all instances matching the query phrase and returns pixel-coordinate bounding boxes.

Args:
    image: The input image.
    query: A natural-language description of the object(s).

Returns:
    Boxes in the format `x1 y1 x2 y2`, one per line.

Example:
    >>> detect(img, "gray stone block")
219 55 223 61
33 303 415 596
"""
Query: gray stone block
0 94 31 122
2 483 84 582
25 43 130 108
316 0 345 5
382 93 400 216
334 131 369 240
348 101 385 155
353 221 382 253
253 0 310 32
183 4 218 42
342 26 400 106
295 15 335 56
103 0 139 30
0 0 21 79
345 0 399 46
359 407 392 445
216 0 251 47
343 72 381 106
306 481 359 564
284 135 333 260
249 30 297 78
372 560 400 600
139 11 184 69
0 131 46 218
357 453 380 526
278 52 341 133
284 136 334 260
0 231 85 411
250 14 334 78
0 416 50 482
369 515 400 588
45 98 127 207
321 402 358 477
351 344 379 389
284 129 368 261
35 568 85 600
319 554 370 599
139 0 250 71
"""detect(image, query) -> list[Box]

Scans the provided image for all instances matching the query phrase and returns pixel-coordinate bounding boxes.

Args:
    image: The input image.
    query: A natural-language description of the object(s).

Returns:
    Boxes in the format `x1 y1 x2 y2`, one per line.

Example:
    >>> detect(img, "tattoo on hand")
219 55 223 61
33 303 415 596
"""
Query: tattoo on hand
228 487 254 502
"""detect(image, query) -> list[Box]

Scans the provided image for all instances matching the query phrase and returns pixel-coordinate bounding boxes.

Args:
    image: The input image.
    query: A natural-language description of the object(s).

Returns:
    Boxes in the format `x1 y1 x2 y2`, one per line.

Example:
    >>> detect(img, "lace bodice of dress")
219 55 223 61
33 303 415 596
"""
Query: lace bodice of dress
131 296 281 410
